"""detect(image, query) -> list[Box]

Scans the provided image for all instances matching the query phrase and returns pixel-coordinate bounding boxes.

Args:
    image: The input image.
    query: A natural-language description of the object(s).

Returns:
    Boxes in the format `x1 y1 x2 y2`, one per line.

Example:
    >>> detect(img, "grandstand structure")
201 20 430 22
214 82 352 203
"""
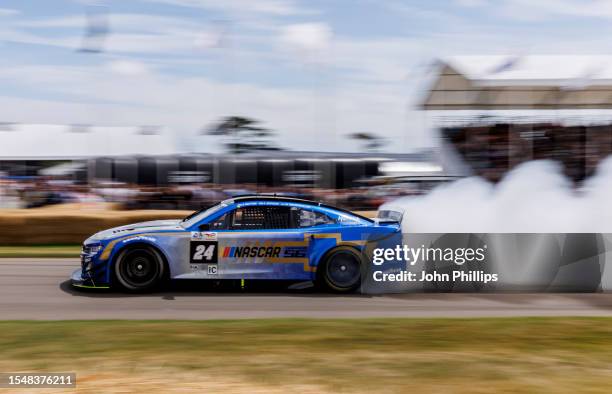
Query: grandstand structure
422 56 612 182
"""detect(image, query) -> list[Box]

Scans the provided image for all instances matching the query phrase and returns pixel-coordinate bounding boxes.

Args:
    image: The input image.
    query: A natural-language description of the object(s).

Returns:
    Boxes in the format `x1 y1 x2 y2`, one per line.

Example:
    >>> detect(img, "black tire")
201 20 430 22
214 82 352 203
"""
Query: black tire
114 246 165 292
318 246 365 293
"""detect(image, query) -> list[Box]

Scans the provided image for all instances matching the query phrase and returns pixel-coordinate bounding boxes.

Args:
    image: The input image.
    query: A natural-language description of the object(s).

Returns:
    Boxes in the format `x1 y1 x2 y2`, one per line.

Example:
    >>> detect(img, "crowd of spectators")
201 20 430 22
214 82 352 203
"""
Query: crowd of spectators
16 120 608 211
0 177 104 209
0 177 420 211
442 122 612 183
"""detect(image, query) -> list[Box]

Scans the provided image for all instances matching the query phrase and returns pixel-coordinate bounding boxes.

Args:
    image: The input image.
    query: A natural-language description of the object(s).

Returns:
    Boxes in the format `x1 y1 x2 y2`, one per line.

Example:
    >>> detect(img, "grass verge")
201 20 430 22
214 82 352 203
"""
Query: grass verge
0 244 80 258
1 318 612 393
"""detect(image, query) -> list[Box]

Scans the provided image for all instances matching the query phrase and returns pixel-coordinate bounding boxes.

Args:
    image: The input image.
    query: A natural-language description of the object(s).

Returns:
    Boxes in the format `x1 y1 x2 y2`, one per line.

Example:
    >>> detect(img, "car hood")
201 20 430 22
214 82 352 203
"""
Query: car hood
87 219 183 242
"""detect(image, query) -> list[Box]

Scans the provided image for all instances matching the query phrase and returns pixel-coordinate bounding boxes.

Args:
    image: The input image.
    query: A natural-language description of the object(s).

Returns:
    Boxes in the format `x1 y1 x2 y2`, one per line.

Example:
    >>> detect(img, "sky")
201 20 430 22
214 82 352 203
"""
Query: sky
2 0 612 153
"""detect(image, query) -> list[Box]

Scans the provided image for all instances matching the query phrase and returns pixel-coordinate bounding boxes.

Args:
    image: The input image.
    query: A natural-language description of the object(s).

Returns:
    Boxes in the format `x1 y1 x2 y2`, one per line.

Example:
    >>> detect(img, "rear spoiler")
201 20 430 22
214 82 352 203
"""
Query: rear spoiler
373 218 400 226
376 209 404 222
376 209 403 224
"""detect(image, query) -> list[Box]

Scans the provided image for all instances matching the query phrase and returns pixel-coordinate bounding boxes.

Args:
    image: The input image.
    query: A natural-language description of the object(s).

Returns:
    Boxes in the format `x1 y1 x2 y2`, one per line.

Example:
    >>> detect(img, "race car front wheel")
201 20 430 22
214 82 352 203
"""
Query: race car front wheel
114 246 165 292
318 246 364 293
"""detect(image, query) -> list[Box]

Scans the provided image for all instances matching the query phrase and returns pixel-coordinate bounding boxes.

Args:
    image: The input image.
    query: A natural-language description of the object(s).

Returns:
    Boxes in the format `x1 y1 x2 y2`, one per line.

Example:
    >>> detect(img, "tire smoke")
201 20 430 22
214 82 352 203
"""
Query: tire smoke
383 157 612 233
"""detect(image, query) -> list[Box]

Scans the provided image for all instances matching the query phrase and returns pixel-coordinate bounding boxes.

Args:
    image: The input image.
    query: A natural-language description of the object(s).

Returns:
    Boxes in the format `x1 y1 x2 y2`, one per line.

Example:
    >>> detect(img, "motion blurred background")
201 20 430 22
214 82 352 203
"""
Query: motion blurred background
1 0 612 219
5 4 612 393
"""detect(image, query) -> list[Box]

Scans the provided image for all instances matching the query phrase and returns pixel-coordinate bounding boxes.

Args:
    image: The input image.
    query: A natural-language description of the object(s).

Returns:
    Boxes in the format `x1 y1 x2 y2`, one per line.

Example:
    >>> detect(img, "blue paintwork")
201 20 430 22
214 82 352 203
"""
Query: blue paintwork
73 198 400 288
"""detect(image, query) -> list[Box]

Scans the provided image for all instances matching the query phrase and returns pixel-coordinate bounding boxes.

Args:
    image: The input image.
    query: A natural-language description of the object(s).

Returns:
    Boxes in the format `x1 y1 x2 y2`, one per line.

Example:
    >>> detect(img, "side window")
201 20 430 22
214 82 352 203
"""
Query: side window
296 208 336 228
230 206 293 230
209 213 229 230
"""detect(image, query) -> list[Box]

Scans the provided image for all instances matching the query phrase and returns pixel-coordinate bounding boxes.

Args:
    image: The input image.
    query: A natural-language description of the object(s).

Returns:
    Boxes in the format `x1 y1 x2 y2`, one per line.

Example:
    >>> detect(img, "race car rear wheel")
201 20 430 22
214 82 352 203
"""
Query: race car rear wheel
318 246 364 293
114 246 164 292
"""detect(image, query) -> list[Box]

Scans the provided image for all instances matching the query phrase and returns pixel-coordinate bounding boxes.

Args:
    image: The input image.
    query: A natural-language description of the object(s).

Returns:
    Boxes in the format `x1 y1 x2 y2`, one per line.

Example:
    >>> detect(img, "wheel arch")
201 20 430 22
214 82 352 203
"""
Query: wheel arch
109 241 171 285
315 243 366 282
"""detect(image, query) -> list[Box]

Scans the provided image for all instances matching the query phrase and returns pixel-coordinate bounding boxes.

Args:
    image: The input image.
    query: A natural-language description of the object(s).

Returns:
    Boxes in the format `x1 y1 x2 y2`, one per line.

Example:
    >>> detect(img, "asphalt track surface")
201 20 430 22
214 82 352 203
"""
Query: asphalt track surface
5 258 612 320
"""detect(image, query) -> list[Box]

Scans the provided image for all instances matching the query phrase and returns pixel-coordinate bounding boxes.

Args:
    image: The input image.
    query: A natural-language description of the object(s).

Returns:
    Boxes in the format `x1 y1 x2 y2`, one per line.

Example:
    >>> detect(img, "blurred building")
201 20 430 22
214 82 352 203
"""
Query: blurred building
0 121 446 210
0 123 175 177
422 55 612 182
88 150 438 189
81 151 442 210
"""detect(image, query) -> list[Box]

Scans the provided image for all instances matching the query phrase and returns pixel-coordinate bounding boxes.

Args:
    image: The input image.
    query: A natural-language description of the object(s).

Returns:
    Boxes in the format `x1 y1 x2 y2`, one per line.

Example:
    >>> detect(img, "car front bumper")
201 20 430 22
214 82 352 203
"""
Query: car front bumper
70 268 110 289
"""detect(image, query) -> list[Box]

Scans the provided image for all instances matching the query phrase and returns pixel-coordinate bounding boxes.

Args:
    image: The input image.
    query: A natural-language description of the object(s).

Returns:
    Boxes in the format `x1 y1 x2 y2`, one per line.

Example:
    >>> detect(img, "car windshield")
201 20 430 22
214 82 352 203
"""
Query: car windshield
180 203 226 228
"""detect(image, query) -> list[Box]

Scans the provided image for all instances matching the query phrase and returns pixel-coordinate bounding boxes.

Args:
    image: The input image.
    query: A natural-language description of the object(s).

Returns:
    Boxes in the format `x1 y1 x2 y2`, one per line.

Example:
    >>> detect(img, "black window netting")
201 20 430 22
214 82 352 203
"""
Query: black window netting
231 206 292 229
264 206 292 229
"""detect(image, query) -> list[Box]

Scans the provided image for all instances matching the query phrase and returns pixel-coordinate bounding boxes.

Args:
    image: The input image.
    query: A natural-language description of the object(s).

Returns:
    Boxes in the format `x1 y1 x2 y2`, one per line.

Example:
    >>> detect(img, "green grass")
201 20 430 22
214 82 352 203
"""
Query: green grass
0 244 80 258
2 318 612 393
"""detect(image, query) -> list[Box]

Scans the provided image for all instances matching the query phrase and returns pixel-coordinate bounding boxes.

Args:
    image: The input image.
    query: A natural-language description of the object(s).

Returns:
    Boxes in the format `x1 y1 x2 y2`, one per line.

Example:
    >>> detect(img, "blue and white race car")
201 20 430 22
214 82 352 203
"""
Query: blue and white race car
71 195 400 292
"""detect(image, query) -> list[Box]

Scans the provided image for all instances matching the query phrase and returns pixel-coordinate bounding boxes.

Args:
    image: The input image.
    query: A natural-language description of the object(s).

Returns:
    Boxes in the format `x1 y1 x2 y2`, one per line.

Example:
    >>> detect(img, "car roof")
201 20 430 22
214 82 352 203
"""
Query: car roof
222 194 374 222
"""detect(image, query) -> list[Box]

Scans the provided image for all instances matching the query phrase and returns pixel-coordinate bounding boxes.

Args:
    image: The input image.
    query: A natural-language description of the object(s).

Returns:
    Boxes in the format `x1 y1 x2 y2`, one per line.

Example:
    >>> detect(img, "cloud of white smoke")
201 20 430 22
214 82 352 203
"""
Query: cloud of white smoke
384 158 612 233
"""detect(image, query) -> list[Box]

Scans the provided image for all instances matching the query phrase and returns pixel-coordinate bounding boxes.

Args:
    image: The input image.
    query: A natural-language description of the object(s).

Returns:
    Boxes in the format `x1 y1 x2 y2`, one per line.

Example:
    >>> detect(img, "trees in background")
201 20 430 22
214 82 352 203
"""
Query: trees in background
207 117 387 154
348 132 386 152
207 116 283 154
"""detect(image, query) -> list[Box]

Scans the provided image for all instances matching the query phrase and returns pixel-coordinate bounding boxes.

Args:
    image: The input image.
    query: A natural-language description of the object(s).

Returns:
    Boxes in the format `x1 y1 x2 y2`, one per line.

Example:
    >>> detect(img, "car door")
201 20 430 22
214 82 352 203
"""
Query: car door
292 207 344 271
213 203 311 280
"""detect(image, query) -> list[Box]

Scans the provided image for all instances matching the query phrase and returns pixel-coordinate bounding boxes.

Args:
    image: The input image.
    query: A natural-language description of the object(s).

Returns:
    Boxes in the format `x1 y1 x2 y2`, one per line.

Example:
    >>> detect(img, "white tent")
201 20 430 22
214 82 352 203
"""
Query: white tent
0 123 177 160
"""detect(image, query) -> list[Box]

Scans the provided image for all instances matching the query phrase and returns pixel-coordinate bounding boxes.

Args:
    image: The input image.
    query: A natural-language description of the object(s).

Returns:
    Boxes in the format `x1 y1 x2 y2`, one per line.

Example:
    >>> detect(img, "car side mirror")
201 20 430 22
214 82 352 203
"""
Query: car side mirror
198 223 211 231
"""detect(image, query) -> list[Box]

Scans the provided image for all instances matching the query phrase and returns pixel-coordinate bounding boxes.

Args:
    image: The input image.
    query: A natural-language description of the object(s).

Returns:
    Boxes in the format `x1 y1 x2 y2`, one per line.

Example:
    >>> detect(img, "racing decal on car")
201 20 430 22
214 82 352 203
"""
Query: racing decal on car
221 245 307 259
222 246 280 258
121 235 156 244
191 231 217 241
190 241 218 264
282 246 307 258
